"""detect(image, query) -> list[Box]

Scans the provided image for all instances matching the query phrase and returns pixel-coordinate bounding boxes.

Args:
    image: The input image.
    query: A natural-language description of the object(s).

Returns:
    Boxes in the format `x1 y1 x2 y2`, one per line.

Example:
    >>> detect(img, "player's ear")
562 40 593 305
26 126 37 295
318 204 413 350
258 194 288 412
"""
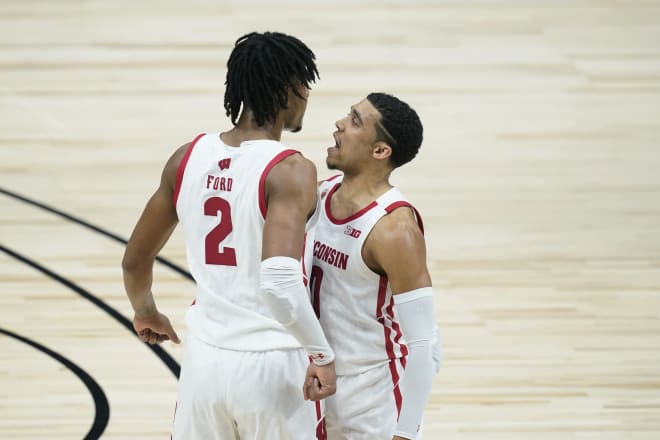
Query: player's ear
372 141 392 160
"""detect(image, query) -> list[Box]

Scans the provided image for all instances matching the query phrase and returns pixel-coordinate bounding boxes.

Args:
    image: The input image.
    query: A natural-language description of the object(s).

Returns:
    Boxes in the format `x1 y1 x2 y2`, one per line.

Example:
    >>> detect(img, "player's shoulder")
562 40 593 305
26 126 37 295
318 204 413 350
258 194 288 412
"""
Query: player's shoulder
171 141 193 163
163 134 205 187
270 151 317 184
370 204 424 250
168 133 206 168
379 206 420 233
264 151 317 212
277 149 315 168
363 203 426 274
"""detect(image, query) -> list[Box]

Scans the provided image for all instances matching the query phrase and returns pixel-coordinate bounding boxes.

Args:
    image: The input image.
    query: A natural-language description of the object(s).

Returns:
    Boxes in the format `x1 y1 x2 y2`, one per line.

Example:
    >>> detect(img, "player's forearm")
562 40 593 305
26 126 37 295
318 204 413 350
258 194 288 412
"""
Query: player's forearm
122 258 157 317
393 341 434 438
393 287 436 438
260 256 335 365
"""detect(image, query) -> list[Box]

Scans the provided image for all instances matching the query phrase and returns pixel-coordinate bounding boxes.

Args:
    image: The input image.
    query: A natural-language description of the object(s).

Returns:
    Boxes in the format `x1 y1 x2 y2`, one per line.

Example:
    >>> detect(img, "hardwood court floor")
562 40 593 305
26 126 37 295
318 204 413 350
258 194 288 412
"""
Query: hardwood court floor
1 1 660 439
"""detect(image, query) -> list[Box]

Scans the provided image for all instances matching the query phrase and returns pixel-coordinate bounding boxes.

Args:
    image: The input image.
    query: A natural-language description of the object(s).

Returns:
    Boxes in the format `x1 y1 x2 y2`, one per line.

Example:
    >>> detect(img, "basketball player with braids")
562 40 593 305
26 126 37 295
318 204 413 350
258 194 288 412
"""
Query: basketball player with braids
122 31 336 439
310 93 438 439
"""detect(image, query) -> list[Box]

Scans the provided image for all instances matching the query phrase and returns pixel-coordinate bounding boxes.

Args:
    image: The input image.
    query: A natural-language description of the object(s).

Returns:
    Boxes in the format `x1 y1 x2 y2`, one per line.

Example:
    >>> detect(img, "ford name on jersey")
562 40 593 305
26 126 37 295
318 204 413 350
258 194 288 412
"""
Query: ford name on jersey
206 174 234 192
313 240 349 270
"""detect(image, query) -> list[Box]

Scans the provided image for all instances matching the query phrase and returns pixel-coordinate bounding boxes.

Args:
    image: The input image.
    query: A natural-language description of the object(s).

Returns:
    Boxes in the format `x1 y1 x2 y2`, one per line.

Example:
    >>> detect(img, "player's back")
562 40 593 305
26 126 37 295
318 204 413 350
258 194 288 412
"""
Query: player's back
174 133 305 351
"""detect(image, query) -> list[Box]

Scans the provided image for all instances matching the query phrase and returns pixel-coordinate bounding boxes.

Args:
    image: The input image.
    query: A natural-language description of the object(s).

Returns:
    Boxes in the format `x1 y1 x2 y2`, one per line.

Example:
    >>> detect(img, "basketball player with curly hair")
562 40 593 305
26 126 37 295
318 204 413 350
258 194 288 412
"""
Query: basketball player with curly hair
122 31 336 439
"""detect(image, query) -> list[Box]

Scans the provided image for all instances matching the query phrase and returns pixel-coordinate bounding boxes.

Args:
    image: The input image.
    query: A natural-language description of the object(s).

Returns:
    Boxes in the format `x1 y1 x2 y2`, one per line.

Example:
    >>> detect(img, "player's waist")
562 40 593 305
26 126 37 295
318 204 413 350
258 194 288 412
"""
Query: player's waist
185 304 302 351
335 354 407 376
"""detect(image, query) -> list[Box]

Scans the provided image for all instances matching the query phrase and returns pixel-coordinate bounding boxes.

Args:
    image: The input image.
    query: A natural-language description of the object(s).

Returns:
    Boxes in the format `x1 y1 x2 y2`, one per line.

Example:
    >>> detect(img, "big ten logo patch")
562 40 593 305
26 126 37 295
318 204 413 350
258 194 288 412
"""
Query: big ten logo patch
344 225 361 238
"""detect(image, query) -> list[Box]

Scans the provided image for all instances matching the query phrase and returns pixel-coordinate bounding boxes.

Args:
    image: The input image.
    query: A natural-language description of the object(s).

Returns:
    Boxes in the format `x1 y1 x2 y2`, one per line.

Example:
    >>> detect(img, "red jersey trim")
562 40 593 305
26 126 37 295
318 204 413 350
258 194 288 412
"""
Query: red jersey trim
315 401 327 439
376 275 408 360
302 232 309 287
389 359 404 418
324 183 378 225
258 149 300 219
376 275 405 416
384 201 425 235
172 133 205 207
388 294 409 359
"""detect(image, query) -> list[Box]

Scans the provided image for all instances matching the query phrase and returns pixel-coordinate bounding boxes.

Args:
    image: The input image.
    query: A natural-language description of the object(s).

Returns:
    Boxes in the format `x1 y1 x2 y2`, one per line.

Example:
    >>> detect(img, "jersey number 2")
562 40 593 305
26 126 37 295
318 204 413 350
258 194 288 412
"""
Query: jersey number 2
204 196 237 266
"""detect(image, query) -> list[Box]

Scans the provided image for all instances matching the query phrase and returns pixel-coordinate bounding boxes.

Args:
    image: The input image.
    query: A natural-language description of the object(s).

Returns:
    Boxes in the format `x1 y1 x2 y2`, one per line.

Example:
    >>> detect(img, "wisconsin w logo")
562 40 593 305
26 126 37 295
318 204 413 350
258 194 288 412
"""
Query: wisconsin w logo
218 158 231 171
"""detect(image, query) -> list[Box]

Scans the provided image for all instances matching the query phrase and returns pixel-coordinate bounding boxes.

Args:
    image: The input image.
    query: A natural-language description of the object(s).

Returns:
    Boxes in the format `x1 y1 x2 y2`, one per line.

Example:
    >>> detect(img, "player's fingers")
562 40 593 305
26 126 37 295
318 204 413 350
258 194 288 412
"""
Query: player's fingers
308 388 329 401
302 381 309 401
302 374 314 400
168 328 181 344
322 382 337 398
138 329 151 342
306 386 319 401
148 331 158 344
314 378 337 400
312 389 333 400
306 378 325 401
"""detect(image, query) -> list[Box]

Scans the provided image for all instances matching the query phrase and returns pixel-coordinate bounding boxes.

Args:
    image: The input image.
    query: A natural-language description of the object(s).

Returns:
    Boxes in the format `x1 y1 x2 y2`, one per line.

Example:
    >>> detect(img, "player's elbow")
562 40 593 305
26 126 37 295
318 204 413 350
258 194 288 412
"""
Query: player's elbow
121 248 151 275
260 286 298 327
259 256 304 327
408 339 433 365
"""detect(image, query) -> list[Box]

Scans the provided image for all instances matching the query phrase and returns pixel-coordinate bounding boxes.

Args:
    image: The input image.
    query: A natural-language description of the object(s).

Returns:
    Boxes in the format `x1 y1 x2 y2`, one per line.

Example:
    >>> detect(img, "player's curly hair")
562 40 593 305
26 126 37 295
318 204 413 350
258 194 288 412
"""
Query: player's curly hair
224 32 319 127
367 92 424 169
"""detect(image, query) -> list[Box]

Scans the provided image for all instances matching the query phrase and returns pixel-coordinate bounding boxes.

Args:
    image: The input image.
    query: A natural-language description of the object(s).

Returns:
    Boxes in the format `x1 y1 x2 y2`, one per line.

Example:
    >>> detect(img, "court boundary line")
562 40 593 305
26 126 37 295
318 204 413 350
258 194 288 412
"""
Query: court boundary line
0 187 193 281
0 326 110 440
0 244 181 378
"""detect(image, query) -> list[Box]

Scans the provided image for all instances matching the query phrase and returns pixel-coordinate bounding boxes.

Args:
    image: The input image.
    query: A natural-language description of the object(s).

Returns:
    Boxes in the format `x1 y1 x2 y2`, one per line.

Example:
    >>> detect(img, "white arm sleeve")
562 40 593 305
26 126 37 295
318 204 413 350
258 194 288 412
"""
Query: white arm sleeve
260 256 335 365
393 287 436 439
432 323 442 374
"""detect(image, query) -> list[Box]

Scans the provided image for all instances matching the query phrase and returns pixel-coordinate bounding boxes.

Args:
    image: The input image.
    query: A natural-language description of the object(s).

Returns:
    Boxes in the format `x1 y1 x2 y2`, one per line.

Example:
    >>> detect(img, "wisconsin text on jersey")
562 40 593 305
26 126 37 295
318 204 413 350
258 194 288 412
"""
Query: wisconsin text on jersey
313 240 349 270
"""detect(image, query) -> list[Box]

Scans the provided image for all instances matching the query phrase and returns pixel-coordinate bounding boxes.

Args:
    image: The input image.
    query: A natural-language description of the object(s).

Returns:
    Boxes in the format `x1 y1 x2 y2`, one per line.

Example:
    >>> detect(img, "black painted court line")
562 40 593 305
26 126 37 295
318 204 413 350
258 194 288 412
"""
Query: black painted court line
0 187 193 281
0 244 181 378
0 326 109 440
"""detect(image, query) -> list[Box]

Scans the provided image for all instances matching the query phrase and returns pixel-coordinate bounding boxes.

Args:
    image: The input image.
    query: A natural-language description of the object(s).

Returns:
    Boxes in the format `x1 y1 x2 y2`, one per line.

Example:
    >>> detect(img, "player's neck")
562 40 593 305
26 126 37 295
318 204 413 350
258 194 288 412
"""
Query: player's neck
220 111 285 146
335 171 392 206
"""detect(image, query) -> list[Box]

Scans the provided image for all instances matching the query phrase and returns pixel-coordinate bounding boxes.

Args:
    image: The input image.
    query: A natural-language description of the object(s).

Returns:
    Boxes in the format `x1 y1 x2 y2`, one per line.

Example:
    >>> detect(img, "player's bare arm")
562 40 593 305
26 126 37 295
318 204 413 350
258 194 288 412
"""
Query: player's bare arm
262 153 317 260
121 143 189 345
363 206 431 293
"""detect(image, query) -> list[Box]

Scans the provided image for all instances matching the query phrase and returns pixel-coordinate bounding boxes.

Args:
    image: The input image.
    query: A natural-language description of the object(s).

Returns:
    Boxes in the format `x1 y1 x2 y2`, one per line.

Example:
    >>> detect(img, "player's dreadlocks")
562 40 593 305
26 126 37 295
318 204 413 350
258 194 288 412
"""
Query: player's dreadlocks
224 32 319 127
367 92 424 169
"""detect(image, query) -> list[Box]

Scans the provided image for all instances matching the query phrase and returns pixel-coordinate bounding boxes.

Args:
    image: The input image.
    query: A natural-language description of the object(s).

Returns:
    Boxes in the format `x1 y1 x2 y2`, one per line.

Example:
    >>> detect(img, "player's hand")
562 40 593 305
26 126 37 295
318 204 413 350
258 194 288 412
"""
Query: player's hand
303 361 336 401
133 311 181 345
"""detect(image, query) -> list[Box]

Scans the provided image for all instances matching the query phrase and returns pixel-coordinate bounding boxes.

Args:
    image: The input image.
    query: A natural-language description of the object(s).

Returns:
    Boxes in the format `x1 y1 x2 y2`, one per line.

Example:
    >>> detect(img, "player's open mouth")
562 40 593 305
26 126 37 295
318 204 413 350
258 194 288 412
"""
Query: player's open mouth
327 132 340 155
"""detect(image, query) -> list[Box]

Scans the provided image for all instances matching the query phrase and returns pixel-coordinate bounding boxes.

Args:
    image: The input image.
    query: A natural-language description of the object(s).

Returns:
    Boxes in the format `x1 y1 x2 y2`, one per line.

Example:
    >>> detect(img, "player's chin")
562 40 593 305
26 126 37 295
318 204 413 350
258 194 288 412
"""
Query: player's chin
290 124 303 133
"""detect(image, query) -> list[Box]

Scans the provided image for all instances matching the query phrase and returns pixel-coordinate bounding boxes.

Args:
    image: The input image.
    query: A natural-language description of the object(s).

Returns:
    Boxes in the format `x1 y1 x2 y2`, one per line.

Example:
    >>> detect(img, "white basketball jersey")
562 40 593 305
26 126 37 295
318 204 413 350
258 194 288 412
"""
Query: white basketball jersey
310 175 424 376
174 133 318 351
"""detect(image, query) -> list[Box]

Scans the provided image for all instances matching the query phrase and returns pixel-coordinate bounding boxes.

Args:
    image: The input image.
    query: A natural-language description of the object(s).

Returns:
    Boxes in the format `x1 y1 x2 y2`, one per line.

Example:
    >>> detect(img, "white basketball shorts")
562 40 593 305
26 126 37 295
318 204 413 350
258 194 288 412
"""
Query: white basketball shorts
323 359 408 440
172 333 321 439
